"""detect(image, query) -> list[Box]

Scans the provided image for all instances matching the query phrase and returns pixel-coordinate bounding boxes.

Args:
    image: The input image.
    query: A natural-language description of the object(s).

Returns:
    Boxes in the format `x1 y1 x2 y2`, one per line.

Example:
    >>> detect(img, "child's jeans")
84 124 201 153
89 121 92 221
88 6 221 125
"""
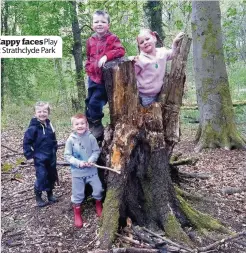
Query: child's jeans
71 174 103 204
85 78 108 121
140 94 158 107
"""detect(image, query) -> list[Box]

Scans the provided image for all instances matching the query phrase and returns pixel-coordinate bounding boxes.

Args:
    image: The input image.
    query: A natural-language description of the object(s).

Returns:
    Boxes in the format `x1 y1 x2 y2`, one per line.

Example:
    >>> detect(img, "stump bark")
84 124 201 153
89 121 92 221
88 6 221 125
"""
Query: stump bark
99 36 192 249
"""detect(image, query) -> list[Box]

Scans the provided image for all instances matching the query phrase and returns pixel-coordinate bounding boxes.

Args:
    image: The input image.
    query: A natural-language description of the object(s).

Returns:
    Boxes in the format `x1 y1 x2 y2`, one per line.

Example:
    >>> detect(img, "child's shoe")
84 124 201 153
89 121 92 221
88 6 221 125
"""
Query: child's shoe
95 200 103 217
34 188 48 207
73 204 83 228
89 120 104 139
47 190 57 203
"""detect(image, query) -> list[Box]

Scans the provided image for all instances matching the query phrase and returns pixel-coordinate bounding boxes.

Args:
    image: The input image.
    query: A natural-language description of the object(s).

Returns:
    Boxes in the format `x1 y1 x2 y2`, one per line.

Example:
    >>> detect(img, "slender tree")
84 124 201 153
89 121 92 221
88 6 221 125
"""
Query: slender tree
191 0 246 151
70 1 86 111
144 0 165 45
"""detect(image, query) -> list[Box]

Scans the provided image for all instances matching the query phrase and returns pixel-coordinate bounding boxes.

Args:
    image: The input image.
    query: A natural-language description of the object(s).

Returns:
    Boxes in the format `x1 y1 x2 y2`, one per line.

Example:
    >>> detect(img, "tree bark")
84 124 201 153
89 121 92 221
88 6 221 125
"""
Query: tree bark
70 1 86 111
99 36 193 249
191 1 246 151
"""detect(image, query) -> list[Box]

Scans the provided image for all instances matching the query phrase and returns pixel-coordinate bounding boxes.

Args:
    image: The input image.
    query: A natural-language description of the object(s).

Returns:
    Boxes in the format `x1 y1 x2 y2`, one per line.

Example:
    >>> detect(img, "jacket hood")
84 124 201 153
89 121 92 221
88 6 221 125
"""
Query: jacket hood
70 130 91 139
29 117 50 127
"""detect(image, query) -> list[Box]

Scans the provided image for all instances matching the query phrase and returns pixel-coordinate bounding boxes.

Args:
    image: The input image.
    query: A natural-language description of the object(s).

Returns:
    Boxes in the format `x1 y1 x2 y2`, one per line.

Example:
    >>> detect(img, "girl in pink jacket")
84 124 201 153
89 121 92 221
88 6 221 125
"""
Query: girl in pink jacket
133 29 184 107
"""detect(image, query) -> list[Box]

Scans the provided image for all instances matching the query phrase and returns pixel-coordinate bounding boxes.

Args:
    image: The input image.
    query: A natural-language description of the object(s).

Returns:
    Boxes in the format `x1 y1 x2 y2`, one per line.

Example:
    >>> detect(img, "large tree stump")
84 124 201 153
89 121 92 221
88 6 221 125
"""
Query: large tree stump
99 36 192 249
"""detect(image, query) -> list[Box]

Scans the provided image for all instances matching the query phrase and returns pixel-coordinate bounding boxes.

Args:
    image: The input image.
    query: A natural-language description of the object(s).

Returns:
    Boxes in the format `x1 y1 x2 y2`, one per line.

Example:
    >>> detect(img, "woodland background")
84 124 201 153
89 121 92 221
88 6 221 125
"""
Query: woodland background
1 0 246 253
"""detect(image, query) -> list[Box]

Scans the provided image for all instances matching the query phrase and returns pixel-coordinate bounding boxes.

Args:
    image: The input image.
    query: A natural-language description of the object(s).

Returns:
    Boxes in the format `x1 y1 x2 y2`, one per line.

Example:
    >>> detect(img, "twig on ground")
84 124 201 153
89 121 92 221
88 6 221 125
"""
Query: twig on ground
88 248 159 253
221 187 246 195
143 227 193 252
179 172 210 179
197 231 246 252
1 144 20 153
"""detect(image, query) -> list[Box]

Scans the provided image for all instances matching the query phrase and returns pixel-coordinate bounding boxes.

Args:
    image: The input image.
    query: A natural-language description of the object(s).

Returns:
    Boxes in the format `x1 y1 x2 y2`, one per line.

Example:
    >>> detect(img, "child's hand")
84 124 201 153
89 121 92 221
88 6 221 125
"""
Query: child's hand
128 56 139 62
173 32 185 45
98 55 107 67
79 161 87 168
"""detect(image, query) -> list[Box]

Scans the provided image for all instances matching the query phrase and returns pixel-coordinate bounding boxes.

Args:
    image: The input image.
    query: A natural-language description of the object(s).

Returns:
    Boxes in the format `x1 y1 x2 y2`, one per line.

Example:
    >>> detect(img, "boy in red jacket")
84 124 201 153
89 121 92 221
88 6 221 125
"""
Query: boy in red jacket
85 10 125 138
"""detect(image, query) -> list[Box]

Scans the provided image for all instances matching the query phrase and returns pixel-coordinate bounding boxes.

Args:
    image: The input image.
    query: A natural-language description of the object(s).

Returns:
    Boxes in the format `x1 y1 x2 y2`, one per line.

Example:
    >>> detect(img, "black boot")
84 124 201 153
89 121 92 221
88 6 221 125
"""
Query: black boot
47 190 57 203
89 119 104 139
34 188 47 207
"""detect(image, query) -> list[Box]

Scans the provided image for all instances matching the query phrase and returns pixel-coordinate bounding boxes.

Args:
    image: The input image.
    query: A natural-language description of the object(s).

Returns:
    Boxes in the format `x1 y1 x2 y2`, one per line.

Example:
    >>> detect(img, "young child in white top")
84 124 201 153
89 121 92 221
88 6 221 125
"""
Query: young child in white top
132 29 184 107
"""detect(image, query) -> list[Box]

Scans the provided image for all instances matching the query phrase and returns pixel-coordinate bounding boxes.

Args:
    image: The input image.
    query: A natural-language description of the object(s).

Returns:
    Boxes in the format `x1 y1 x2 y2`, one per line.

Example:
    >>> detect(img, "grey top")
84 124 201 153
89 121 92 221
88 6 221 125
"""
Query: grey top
64 130 100 177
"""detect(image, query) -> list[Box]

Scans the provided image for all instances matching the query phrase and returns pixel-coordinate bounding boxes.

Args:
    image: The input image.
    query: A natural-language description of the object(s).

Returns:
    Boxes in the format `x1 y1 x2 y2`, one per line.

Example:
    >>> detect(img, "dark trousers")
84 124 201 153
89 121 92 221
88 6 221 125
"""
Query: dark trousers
85 78 108 121
34 154 57 192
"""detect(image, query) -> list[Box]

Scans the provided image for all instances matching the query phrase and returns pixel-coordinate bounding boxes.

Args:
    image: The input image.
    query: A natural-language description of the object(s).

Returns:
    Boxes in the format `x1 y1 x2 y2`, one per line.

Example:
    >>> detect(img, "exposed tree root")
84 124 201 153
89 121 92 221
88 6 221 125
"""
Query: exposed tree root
175 187 215 203
177 195 231 235
170 157 199 166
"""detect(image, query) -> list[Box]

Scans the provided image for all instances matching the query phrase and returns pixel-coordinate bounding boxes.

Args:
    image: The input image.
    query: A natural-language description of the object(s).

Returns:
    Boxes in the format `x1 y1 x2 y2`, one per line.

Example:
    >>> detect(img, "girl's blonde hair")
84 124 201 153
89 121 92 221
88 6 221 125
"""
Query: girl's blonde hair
137 28 163 47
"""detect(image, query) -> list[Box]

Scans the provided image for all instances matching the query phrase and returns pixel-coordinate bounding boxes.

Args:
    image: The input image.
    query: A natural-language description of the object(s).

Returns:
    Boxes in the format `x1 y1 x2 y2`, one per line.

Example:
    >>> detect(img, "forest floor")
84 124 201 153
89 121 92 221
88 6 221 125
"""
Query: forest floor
1 125 246 253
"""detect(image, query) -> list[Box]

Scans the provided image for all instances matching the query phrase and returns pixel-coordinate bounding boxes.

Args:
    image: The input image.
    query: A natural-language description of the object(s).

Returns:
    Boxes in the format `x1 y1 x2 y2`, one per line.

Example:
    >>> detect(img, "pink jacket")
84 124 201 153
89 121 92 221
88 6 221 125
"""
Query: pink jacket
85 32 125 84
134 45 177 96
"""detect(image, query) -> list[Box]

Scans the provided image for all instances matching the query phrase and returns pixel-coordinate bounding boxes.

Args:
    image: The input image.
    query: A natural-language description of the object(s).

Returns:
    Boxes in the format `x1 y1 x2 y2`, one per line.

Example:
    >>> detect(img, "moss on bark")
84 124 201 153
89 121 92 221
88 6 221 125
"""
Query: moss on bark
99 189 120 249
165 214 193 246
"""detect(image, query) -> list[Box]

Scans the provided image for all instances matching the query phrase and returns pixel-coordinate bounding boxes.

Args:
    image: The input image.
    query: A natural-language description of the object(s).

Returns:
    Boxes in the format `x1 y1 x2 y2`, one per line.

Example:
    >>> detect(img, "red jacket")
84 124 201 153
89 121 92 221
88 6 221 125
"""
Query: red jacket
85 32 125 84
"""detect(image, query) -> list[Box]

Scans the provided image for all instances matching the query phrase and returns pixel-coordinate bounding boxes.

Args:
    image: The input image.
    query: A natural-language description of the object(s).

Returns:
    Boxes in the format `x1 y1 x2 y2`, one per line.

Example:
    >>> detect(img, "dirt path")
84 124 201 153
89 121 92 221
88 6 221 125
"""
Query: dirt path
1 127 246 252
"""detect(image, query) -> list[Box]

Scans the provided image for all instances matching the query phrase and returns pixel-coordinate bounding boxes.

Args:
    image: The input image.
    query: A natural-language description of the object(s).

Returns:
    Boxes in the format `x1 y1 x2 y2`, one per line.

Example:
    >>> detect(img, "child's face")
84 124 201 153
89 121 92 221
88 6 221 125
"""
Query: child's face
35 105 49 123
92 14 109 37
137 31 157 54
72 118 88 135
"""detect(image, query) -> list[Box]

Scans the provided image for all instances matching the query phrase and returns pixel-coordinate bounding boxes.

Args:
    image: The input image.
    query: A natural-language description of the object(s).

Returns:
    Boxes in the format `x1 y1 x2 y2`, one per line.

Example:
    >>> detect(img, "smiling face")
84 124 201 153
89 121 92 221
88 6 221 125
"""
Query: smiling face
137 30 157 55
72 117 88 135
92 14 110 37
35 105 49 123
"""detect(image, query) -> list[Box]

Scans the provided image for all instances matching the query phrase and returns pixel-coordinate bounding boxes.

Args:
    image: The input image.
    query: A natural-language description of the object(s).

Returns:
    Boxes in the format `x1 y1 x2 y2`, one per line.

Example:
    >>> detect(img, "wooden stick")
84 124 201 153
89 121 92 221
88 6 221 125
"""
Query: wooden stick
9 161 121 174
1 144 20 153
142 227 193 252
91 163 121 174
197 231 246 252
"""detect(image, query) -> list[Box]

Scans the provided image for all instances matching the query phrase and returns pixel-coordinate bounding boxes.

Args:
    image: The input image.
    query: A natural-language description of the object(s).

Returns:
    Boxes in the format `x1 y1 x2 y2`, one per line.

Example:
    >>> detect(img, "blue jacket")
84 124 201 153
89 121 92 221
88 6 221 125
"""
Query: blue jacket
64 130 100 177
23 118 58 160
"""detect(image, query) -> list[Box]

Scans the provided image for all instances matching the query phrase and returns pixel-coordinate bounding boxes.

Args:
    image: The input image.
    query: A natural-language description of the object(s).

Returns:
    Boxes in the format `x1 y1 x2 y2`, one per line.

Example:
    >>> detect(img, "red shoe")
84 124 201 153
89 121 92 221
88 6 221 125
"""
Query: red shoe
95 200 103 217
73 204 83 228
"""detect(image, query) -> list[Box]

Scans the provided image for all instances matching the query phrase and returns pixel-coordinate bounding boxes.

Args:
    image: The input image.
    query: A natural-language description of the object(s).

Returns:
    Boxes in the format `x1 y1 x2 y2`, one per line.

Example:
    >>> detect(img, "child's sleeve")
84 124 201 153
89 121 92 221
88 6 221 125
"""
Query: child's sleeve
87 135 101 163
85 39 92 76
64 138 80 168
104 35 126 61
165 43 178 61
23 127 36 160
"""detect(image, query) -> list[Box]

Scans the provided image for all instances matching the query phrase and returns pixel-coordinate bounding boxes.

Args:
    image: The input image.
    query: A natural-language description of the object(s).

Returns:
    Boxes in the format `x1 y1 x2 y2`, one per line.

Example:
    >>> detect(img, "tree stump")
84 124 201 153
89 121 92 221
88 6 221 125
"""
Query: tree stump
99 35 192 249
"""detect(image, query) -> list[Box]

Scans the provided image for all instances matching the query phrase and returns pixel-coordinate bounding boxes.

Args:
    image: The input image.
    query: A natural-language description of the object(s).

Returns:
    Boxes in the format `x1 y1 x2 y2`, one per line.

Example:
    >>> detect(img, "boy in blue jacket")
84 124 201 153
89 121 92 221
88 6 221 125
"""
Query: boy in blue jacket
64 113 103 228
23 101 58 207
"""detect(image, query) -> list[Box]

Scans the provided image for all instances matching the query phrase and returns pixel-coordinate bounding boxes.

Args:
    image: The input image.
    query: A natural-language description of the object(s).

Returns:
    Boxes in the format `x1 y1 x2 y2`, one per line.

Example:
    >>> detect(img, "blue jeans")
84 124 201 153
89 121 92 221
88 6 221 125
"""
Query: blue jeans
85 78 108 121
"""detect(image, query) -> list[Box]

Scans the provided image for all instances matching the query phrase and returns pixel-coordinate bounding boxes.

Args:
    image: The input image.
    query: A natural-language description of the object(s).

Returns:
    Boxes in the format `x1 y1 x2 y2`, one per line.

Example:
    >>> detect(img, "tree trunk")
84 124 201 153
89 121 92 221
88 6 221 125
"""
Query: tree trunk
98 36 193 249
70 1 86 111
144 1 165 45
191 1 246 151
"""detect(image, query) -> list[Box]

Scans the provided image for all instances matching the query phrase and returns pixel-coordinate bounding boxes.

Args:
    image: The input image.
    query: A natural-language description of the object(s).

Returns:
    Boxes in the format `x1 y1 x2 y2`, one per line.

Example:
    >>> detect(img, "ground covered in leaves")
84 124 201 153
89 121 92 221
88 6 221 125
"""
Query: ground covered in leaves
1 126 246 253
